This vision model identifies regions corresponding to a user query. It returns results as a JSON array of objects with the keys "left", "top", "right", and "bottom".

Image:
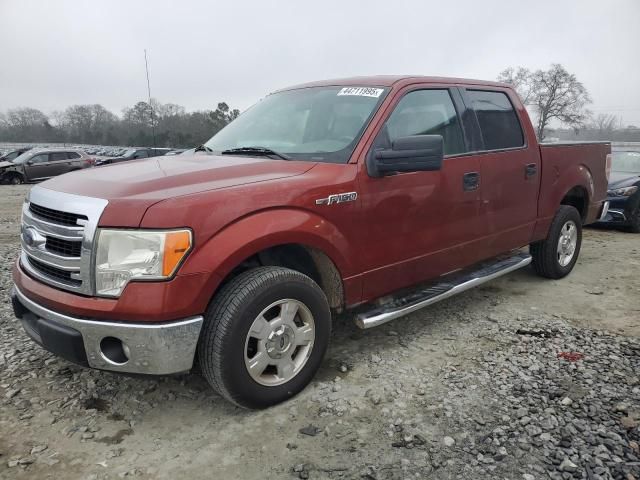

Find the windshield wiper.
[
  {"left": 221, "top": 146, "right": 290, "bottom": 160},
  {"left": 195, "top": 144, "right": 213, "bottom": 153}
]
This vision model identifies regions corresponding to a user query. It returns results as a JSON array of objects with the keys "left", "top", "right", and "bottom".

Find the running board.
[{"left": 355, "top": 251, "right": 532, "bottom": 329}]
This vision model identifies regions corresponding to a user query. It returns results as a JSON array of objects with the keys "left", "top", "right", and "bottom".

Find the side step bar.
[{"left": 355, "top": 251, "right": 532, "bottom": 329}]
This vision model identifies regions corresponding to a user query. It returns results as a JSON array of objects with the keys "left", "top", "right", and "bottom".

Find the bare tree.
[{"left": 498, "top": 64, "right": 591, "bottom": 140}]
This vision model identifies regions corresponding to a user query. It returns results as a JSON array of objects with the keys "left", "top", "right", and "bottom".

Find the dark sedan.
[{"left": 598, "top": 149, "right": 640, "bottom": 232}]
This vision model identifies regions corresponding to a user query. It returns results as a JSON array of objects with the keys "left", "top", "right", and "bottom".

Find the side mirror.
[
  {"left": 368, "top": 135, "right": 444, "bottom": 177},
  {"left": 26, "top": 160, "right": 33, "bottom": 165}
]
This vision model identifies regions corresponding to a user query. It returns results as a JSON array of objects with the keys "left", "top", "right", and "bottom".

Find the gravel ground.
[{"left": 0, "top": 185, "right": 638, "bottom": 480}]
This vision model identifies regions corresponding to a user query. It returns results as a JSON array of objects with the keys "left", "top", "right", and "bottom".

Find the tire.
[
  {"left": 198, "top": 266, "right": 331, "bottom": 409},
  {"left": 629, "top": 208, "right": 640, "bottom": 233},
  {"left": 8, "top": 173, "right": 24, "bottom": 185},
  {"left": 530, "top": 205, "right": 582, "bottom": 279}
]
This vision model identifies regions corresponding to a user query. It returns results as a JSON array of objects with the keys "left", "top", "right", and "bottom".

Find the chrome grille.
[
  {"left": 45, "top": 236, "right": 82, "bottom": 257},
  {"left": 20, "top": 186, "right": 108, "bottom": 295},
  {"left": 26, "top": 257, "right": 82, "bottom": 286},
  {"left": 29, "top": 203, "right": 88, "bottom": 226}
]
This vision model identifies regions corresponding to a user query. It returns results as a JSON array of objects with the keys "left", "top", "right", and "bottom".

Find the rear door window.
[
  {"left": 50, "top": 152, "right": 67, "bottom": 161},
  {"left": 466, "top": 90, "right": 524, "bottom": 150},
  {"left": 135, "top": 150, "right": 149, "bottom": 158},
  {"left": 67, "top": 152, "right": 81, "bottom": 159},
  {"left": 385, "top": 89, "right": 466, "bottom": 155}
]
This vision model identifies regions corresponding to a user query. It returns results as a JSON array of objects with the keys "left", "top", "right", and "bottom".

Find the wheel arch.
[
  {"left": 182, "top": 208, "right": 355, "bottom": 312},
  {"left": 560, "top": 185, "right": 590, "bottom": 223}
]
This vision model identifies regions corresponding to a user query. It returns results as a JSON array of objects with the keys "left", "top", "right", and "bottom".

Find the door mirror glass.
[{"left": 369, "top": 134, "right": 444, "bottom": 177}]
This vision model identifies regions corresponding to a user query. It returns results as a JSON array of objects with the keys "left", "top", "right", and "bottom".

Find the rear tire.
[
  {"left": 198, "top": 267, "right": 331, "bottom": 409},
  {"left": 530, "top": 205, "right": 582, "bottom": 279}
]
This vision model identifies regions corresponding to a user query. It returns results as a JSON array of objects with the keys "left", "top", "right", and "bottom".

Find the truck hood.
[
  {"left": 41, "top": 154, "right": 316, "bottom": 227},
  {"left": 0, "top": 161, "right": 14, "bottom": 169}
]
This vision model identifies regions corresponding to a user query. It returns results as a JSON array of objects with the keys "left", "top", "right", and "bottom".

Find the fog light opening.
[{"left": 100, "top": 337, "right": 129, "bottom": 365}]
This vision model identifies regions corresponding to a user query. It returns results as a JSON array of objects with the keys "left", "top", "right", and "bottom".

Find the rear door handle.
[
  {"left": 463, "top": 172, "right": 480, "bottom": 191},
  {"left": 525, "top": 163, "right": 538, "bottom": 178}
]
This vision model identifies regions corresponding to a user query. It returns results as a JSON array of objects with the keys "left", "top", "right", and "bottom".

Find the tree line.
[
  {"left": 2, "top": 65, "right": 639, "bottom": 146},
  {"left": 0, "top": 100, "right": 240, "bottom": 148},
  {"left": 498, "top": 64, "right": 639, "bottom": 141}
]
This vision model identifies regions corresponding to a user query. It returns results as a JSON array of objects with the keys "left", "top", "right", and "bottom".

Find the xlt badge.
[{"left": 315, "top": 192, "right": 358, "bottom": 206}]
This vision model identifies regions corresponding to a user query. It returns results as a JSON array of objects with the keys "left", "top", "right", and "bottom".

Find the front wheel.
[
  {"left": 628, "top": 205, "right": 640, "bottom": 233},
  {"left": 8, "top": 174, "right": 24, "bottom": 185},
  {"left": 198, "top": 267, "right": 331, "bottom": 409},
  {"left": 530, "top": 205, "right": 582, "bottom": 279}
]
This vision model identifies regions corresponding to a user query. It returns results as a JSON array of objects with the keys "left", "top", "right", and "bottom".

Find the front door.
[
  {"left": 24, "top": 153, "right": 56, "bottom": 180},
  {"left": 357, "top": 86, "right": 486, "bottom": 301}
]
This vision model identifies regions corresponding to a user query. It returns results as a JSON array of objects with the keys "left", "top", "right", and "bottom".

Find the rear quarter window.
[{"left": 467, "top": 90, "right": 524, "bottom": 150}]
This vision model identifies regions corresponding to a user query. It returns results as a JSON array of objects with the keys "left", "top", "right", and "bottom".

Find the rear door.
[
  {"left": 459, "top": 88, "right": 540, "bottom": 256},
  {"left": 48, "top": 151, "right": 72, "bottom": 176},
  {"left": 358, "top": 86, "right": 487, "bottom": 300}
]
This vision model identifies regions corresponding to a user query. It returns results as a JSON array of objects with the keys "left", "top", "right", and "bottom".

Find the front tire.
[
  {"left": 629, "top": 209, "right": 640, "bottom": 233},
  {"left": 8, "top": 173, "right": 24, "bottom": 185},
  {"left": 530, "top": 205, "right": 582, "bottom": 279},
  {"left": 198, "top": 267, "right": 331, "bottom": 409}
]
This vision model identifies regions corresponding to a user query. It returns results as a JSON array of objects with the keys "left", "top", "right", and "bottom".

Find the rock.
[
  {"left": 443, "top": 436, "right": 455, "bottom": 447},
  {"left": 620, "top": 416, "right": 638, "bottom": 429},
  {"left": 299, "top": 425, "right": 321, "bottom": 437},
  {"left": 30, "top": 445, "right": 48, "bottom": 455},
  {"left": 522, "top": 475, "right": 535, "bottom": 480},
  {"left": 4, "top": 388, "right": 20, "bottom": 399},
  {"left": 558, "top": 457, "right": 578, "bottom": 473},
  {"left": 560, "top": 397, "right": 573, "bottom": 406}
]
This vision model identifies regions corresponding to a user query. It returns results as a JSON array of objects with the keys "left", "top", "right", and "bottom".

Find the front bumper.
[
  {"left": 596, "top": 197, "right": 631, "bottom": 225},
  {"left": 11, "top": 285, "right": 203, "bottom": 375}
]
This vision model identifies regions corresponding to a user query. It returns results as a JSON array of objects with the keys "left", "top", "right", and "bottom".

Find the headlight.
[
  {"left": 95, "top": 229, "right": 192, "bottom": 297},
  {"left": 608, "top": 186, "right": 638, "bottom": 197}
]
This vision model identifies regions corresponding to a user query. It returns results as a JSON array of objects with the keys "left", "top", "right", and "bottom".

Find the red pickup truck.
[{"left": 11, "top": 76, "right": 610, "bottom": 408}]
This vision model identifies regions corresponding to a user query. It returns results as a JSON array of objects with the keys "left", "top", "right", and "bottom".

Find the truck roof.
[{"left": 278, "top": 75, "right": 511, "bottom": 92}]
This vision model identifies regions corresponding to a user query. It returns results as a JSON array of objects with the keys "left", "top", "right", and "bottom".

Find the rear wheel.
[
  {"left": 198, "top": 266, "right": 331, "bottom": 409},
  {"left": 530, "top": 205, "right": 582, "bottom": 279}
]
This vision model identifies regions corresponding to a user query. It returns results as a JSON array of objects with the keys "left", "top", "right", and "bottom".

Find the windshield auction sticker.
[{"left": 337, "top": 87, "right": 384, "bottom": 98}]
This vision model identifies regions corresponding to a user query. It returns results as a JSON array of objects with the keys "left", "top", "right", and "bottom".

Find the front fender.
[{"left": 179, "top": 207, "right": 356, "bottom": 289}]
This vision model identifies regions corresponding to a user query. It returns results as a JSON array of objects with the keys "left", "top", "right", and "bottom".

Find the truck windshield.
[
  {"left": 204, "top": 86, "right": 388, "bottom": 163},
  {"left": 611, "top": 151, "right": 640, "bottom": 174}
]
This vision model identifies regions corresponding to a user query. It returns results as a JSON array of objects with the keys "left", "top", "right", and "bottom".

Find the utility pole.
[{"left": 144, "top": 49, "right": 156, "bottom": 147}]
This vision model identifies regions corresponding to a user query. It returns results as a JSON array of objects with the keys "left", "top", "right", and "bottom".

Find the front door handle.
[
  {"left": 463, "top": 172, "right": 480, "bottom": 191},
  {"left": 525, "top": 163, "right": 538, "bottom": 178}
]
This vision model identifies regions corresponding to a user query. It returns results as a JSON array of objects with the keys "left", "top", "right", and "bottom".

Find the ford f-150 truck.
[{"left": 11, "top": 76, "right": 611, "bottom": 408}]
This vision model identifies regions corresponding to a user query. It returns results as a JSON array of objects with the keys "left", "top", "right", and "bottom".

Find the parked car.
[
  {"left": 0, "top": 147, "right": 32, "bottom": 162},
  {"left": 96, "top": 147, "right": 171, "bottom": 165},
  {"left": 11, "top": 76, "right": 610, "bottom": 409},
  {"left": 164, "top": 149, "right": 188, "bottom": 156},
  {"left": 597, "top": 149, "right": 640, "bottom": 232},
  {"left": 0, "top": 148, "right": 95, "bottom": 184}
]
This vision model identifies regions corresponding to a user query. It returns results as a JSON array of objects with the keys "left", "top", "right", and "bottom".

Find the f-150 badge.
[{"left": 315, "top": 192, "right": 358, "bottom": 206}]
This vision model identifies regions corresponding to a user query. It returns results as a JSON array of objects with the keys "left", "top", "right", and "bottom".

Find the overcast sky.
[{"left": 1, "top": 0, "right": 639, "bottom": 125}]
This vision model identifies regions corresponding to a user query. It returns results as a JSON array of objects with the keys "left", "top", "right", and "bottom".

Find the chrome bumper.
[{"left": 12, "top": 286, "right": 203, "bottom": 375}]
